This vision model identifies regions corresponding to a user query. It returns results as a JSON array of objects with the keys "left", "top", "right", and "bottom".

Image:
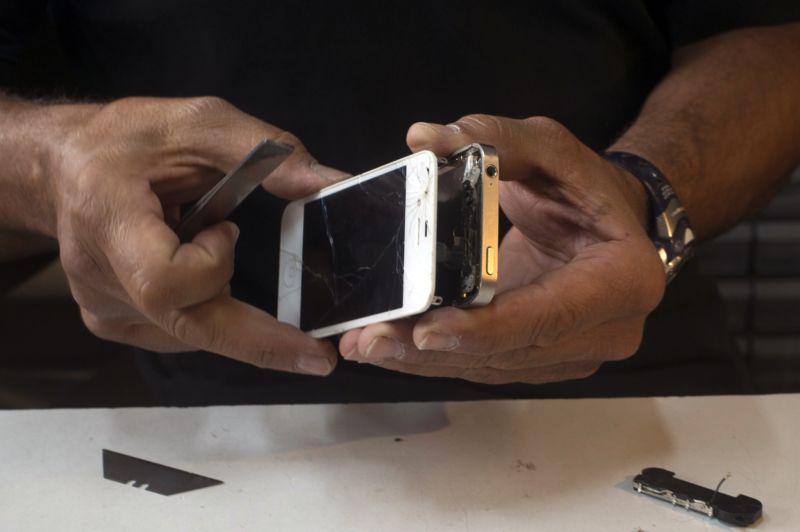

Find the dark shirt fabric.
[{"left": 3, "top": 1, "right": 799, "bottom": 404}]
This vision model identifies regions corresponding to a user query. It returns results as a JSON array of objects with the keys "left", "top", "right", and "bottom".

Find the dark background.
[{"left": 2, "top": 7, "right": 799, "bottom": 408}]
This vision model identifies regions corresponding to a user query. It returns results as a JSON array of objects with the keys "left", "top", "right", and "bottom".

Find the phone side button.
[{"left": 486, "top": 246, "right": 496, "bottom": 276}]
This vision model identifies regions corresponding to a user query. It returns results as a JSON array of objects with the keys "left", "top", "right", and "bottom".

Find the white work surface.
[{"left": 1, "top": 395, "right": 797, "bottom": 531}]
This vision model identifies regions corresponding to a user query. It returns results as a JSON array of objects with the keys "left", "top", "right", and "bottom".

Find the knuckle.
[
  {"left": 255, "top": 345, "right": 283, "bottom": 370},
  {"left": 221, "top": 253, "right": 236, "bottom": 284},
  {"left": 619, "top": 326, "right": 645, "bottom": 359},
  {"left": 522, "top": 116, "right": 578, "bottom": 152},
  {"left": 173, "top": 96, "right": 237, "bottom": 135},
  {"left": 163, "top": 309, "right": 192, "bottom": 343},
  {"left": 69, "top": 285, "right": 97, "bottom": 312},
  {"left": 186, "top": 95, "right": 232, "bottom": 115},
  {"left": 201, "top": 321, "right": 225, "bottom": 354},
  {"left": 522, "top": 116, "right": 571, "bottom": 141},
  {"left": 131, "top": 269, "right": 171, "bottom": 315},
  {"left": 456, "top": 113, "right": 507, "bottom": 139},
  {"left": 193, "top": 244, "right": 235, "bottom": 286},
  {"left": 572, "top": 362, "right": 602, "bottom": 380},
  {"left": 273, "top": 129, "right": 303, "bottom": 148},
  {"left": 80, "top": 308, "right": 120, "bottom": 341},
  {"left": 523, "top": 115, "right": 564, "bottom": 133},
  {"left": 59, "top": 240, "right": 96, "bottom": 279}
]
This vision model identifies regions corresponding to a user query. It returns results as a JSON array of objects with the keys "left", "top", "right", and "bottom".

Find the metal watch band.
[{"left": 603, "top": 151, "right": 695, "bottom": 284}]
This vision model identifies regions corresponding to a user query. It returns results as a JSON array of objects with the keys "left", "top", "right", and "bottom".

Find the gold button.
[{"left": 486, "top": 246, "right": 496, "bottom": 276}]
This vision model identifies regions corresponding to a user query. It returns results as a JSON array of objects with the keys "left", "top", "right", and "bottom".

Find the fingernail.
[
  {"left": 365, "top": 336, "right": 404, "bottom": 360},
  {"left": 342, "top": 344, "right": 358, "bottom": 360},
  {"left": 296, "top": 355, "right": 333, "bottom": 376},
  {"left": 417, "top": 332, "right": 459, "bottom": 351}
]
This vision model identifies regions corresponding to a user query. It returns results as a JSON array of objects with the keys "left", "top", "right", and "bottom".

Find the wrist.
[
  {"left": 6, "top": 100, "right": 101, "bottom": 239},
  {"left": 602, "top": 150, "right": 696, "bottom": 284},
  {"left": 612, "top": 163, "right": 651, "bottom": 233}
]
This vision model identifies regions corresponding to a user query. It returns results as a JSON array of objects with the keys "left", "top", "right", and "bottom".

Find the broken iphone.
[
  {"left": 278, "top": 151, "right": 439, "bottom": 338},
  {"left": 277, "top": 144, "right": 498, "bottom": 338}
]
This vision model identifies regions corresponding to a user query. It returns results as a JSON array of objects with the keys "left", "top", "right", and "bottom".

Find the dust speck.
[{"left": 513, "top": 459, "right": 536, "bottom": 472}]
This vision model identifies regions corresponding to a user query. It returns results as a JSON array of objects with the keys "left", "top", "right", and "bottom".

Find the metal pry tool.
[
  {"left": 632, "top": 467, "right": 762, "bottom": 526},
  {"left": 177, "top": 138, "right": 294, "bottom": 241}
]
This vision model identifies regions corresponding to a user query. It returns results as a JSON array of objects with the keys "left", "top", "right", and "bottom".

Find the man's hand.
[
  {"left": 46, "top": 96, "right": 345, "bottom": 375},
  {"left": 339, "top": 115, "right": 666, "bottom": 384}
]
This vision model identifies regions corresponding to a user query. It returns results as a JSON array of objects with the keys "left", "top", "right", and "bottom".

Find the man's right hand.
[{"left": 41, "top": 96, "right": 343, "bottom": 375}]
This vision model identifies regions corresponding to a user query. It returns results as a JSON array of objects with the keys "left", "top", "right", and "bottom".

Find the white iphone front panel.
[{"left": 277, "top": 151, "right": 438, "bottom": 338}]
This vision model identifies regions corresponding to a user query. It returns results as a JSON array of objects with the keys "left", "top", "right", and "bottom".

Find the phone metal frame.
[{"left": 453, "top": 143, "right": 498, "bottom": 307}]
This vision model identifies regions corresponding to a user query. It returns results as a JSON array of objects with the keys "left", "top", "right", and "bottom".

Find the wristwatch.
[{"left": 603, "top": 151, "right": 695, "bottom": 284}]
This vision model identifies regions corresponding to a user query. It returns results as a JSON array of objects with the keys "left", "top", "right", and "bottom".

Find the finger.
[
  {"left": 412, "top": 240, "right": 662, "bottom": 354},
  {"left": 77, "top": 283, "right": 267, "bottom": 358},
  {"left": 168, "top": 97, "right": 350, "bottom": 199},
  {"left": 156, "top": 293, "right": 338, "bottom": 374},
  {"left": 372, "top": 319, "right": 643, "bottom": 368},
  {"left": 102, "top": 193, "right": 336, "bottom": 373},
  {"left": 262, "top": 130, "right": 351, "bottom": 199},
  {"left": 149, "top": 165, "right": 227, "bottom": 207},
  {"left": 338, "top": 327, "right": 363, "bottom": 359},
  {"left": 372, "top": 358, "right": 601, "bottom": 385},
  {"left": 408, "top": 116, "right": 641, "bottom": 238},
  {"left": 339, "top": 320, "right": 416, "bottom": 363},
  {"left": 407, "top": 115, "right": 590, "bottom": 183},
  {"left": 409, "top": 114, "right": 651, "bottom": 235},
  {"left": 109, "top": 214, "right": 238, "bottom": 313},
  {"left": 79, "top": 307, "right": 194, "bottom": 353},
  {"left": 68, "top": 276, "right": 138, "bottom": 320},
  {"left": 59, "top": 241, "right": 139, "bottom": 315},
  {"left": 344, "top": 314, "right": 642, "bottom": 369}
]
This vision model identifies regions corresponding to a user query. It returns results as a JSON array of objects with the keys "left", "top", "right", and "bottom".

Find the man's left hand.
[{"left": 338, "top": 114, "right": 666, "bottom": 385}]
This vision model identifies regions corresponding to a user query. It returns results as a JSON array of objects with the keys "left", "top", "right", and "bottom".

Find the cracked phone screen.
[{"left": 300, "top": 167, "right": 408, "bottom": 331}]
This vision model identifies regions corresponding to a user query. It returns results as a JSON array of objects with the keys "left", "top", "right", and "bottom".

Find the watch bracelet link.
[{"left": 602, "top": 151, "right": 695, "bottom": 284}]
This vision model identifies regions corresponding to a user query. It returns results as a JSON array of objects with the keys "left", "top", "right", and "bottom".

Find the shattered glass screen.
[{"left": 300, "top": 167, "right": 407, "bottom": 331}]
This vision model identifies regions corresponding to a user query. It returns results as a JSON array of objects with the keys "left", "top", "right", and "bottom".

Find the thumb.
[{"left": 407, "top": 122, "right": 466, "bottom": 155}]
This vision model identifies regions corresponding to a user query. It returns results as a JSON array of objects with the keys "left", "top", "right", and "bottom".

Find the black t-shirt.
[{"left": 2, "top": 1, "right": 799, "bottom": 403}]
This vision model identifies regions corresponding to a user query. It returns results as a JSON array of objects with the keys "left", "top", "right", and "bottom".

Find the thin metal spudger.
[{"left": 177, "top": 139, "right": 294, "bottom": 242}]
